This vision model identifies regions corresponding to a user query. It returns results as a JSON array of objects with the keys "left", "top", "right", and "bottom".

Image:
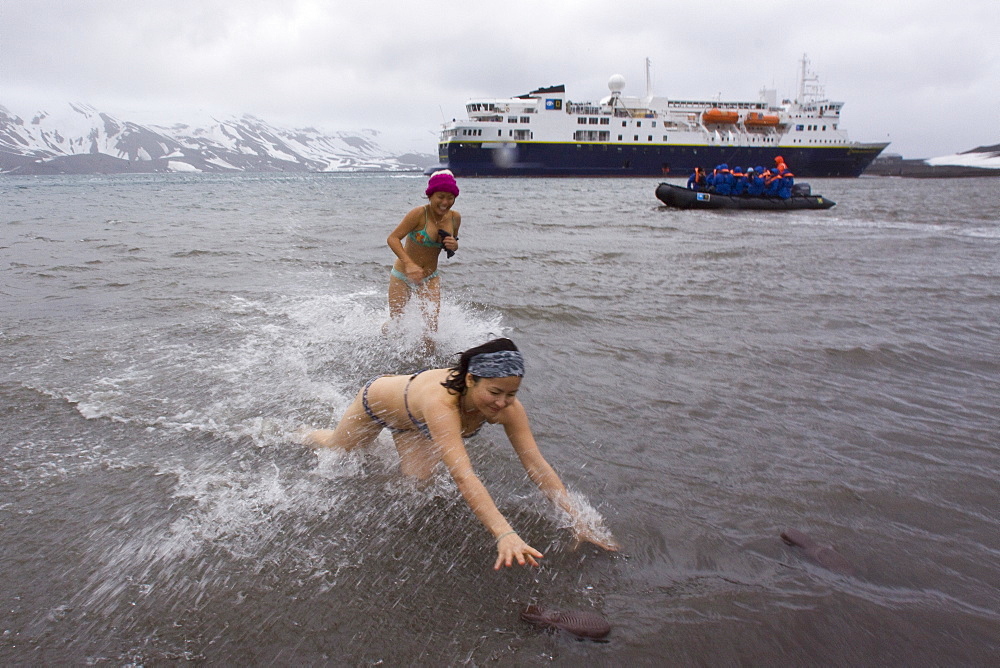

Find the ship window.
[
  {"left": 578, "top": 118, "right": 588, "bottom": 125},
  {"left": 508, "top": 117, "right": 517, "bottom": 123},
  {"left": 618, "top": 135, "right": 623, "bottom": 141},
  {"left": 589, "top": 117, "right": 598, "bottom": 125},
  {"left": 652, "top": 121, "right": 657, "bottom": 128},
  {"left": 634, "top": 135, "right": 639, "bottom": 141},
  {"left": 622, "top": 121, "right": 627, "bottom": 127},
  {"left": 573, "top": 130, "right": 610, "bottom": 141},
  {"left": 520, "top": 117, "right": 530, "bottom": 123},
  {"left": 663, "top": 135, "right": 668, "bottom": 141},
  {"left": 637, "top": 121, "right": 642, "bottom": 127},
  {"left": 600, "top": 118, "right": 609, "bottom": 125},
  {"left": 822, "top": 126, "right": 827, "bottom": 131},
  {"left": 648, "top": 136, "right": 653, "bottom": 141}
]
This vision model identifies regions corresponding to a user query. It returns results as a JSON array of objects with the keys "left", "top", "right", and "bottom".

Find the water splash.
[{"left": 45, "top": 289, "right": 506, "bottom": 450}]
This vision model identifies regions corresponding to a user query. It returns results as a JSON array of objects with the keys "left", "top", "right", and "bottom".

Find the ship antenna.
[
  {"left": 798, "top": 54, "right": 807, "bottom": 102},
  {"left": 797, "top": 53, "right": 825, "bottom": 103},
  {"left": 645, "top": 57, "right": 653, "bottom": 98}
]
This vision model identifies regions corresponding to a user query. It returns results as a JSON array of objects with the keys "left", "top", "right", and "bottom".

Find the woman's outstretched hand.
[
  {"left": 572, "top": 524, "right": 621, "bottom": 552},
  {"left": 494, "top": 532, "right": 544, "bottom": 570}
]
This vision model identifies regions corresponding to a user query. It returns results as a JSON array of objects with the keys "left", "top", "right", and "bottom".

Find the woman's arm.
[
  {"left": 444, "top": 211, "right": 461, "bottom": 254},
  {"left": 386, "top": 207, "right": 425, "bottom": 282},
  {"left": 502, "top": 401, "right": 619, "bottom": 551},
  {"left": 422, "top": 398, "right": 544, "bottom": 569}
]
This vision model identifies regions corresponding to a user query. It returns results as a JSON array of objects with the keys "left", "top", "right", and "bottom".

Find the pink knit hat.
[{"left": 425, "top": 170, "right": 460, "bottom": 198}]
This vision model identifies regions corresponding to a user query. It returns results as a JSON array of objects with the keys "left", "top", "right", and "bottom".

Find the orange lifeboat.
[
  {"left": 702, "top": 108, "right": 739, "bottom": 124},
  {"left": 744, "top": 112, "right": 781, "bottom": 127}
]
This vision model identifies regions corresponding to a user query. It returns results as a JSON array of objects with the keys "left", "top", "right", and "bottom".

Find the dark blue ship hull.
[{"left": 432, "top": 141, "right": 887, "bottom": 178}]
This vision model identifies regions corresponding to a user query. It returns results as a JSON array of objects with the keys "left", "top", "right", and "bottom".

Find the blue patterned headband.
[{"left": 468, "top": 350, "right": 525, "bottom": 378}]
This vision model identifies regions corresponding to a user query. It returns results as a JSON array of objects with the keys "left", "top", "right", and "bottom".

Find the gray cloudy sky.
[{"left": 3, "top": 0, "right": 998, "bottom": 158}]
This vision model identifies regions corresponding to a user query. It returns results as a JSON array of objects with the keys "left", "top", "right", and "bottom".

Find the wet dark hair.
[{"left": 441, "top": 338, "right": 519, "bottom": 395}]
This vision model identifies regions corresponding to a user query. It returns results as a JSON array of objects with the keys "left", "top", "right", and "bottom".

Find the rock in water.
[
  {"left": 520, "top": 604, "right": 611, "bottom": 639},
  {"left": 781, "top": 528, "right": 855, "bottom": 575}
]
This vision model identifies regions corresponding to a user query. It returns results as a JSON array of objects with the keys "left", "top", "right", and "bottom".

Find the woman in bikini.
[
  {"left": 385, "top": 170, "right": 461, "bottom": 348},
  {"left": 304, "top": 338, "right": 619, "bottom": 570}
]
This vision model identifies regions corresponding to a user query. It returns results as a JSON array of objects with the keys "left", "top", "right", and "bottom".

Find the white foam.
[
  {"left": 550, "top": 490, "right": 618, "bottom": 548},
  {"left": 64, "top": 289, "right": 508, "bottom": 451},
  {"left": 312, "top": 442, "right": 372, "bottom": 479}
]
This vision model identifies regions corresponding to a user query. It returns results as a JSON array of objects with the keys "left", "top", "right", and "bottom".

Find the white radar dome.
[{"left": 608, "top": 74, "right": 626, "bottom": 93}]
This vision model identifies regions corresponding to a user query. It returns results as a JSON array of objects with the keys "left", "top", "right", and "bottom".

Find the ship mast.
[
  {"left": 797, "top": 53, "right": 825, "bottom": 103},
  {"left": 645, "top": 57, "right": 653, "bottom": 99}
]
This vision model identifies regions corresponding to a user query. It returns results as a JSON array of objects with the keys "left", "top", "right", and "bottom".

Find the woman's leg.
[
  {"left": 412, "top": 275, "right": 441, "bottom": 354},
  {"left": 415, "top": 275, "right": 441, "bottom": 334},
  {"left": 387, "top": 272, "right": 412, "bottom": 321},
  {"left": 391, "top": 430, "right": 441, "bottom": 480},
  {"left": 304, "top": 386, "right": 382, "bottom": 450}
]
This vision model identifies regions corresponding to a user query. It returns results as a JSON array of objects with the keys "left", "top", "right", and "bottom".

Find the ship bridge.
[{"left": 465, "top": 97, "right": 540, "bottom": 120}]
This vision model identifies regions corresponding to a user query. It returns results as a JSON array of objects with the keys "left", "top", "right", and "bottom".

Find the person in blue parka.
[
  {"left": 714, "top": 164, "right": 732, "bottom": 195},
  {"left": 687, "top": 166, "right": 707, "bottom": 191},
  {"left": 704, "top": 165, "right": 717, "bottom": 191},
  {"left": 777, "top": 168, "right": 795, "bottom": 199},
  {"left": 764, "top": 167, "right": 782, "bottom": 197},
  {"left": 747, "top": 166, "right": 766, "bottom": 196},
  {"left": 731, "top": 166, "right": 747, "bottom": 196}
]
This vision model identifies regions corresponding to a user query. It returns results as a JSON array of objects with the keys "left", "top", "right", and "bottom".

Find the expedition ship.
[{"left": 429, "top": 55, "right": 888, "bottom": 178}]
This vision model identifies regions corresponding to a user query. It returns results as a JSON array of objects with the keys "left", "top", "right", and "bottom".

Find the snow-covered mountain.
[
  {"left": 924, "top": 144, "right": 1000, "bottom": 169},
  {"left": 865, "top": 142, "right": 1000, "bottom": 177},
  {"left": 0, "top": 102, "right": 435, "bottom": 174}
]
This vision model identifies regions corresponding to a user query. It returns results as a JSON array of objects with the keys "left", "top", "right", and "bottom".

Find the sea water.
[{"left": 1, "top": 172, "right": 999, "bottom": 664}]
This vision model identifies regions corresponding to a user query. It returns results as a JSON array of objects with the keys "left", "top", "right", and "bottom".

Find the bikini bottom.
[{"left": 390, "top": 267, "right": 439, "bottom": 291}]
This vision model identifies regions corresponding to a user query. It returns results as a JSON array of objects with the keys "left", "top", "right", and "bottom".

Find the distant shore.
[{"left": 864, "top": 153, "right": 1000, "bottom": 178}]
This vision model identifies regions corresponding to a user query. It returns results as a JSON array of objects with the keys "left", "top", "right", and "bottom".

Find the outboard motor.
[{"left": 791, "top": 183, "right": 811, "bottom": 197}]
